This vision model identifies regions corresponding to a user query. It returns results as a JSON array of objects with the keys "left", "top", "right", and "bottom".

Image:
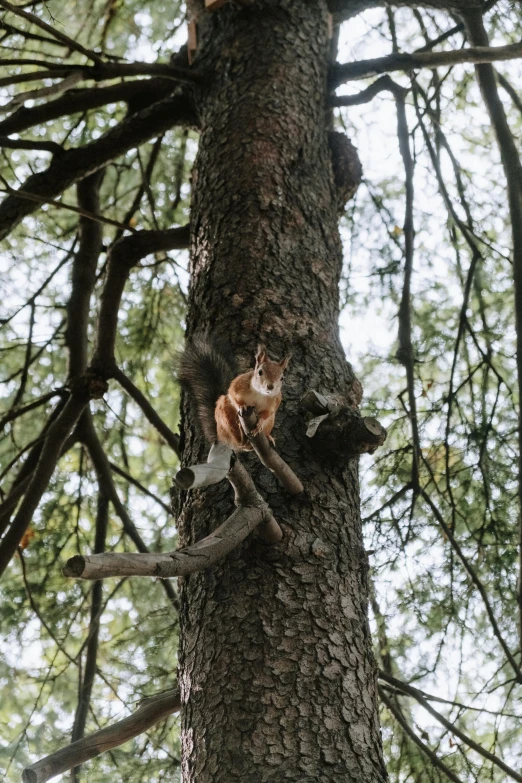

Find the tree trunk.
[{"left": 178, "top": 1, "right": 387, "bottom": 780}]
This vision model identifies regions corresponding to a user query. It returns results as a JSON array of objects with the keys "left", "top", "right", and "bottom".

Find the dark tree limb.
[
  {"left": 112, "top": 369, "right": 181, "bottom": 458},
  {"left": 0, "top": 389, "right": 64, "bottom": 433},
  {"left": 0, "top": 136, "right": 63, "bottom": 154},
  {"left": 301, "top": 389, "right": 387, "bottom": 458},
  {"left": 379, "top": 671, "right": 522, "bottom": 781},
  {"left": 0, "top": 79, "right": 177, "bottom": 136},
  {"left": 379, "top": 686, "right": 466, "bottom": 783},
  {"left": 71, "top": 489, "right": 109, "bottom": 771},
  {"left": 0, "top": 0, "right": 103, "bottom": 64},
  {"left": 91, "top": 225, "right": 190, "bottom": 375},
  {"left": 0, "top": 0, "right": 102, "bottom": 63},
  {"left": 420, "top": 488, "right": 522, "bottom": 683},
  {"left": 461, "top": 7, "right": 522, "bottom": 656},
  {"left": 0, "top": 72, "right": 85, "bottom": 112},
  {"left": 22, "top": 688, "right": 181, "bottom": 783},
  {"left": 394, "top": 81, "right": 420, "bottom": 492},
  {"left": 63, "top": 459, "right": 280, "bottom": 581},
  {"left": 0, "top": 430, "right": 77, "bottom": 538},
  {"left": 0, "top": 170, "right": 106, "bottom": 575},
  {"left": 0, "top": 94, "right": 196, "bottom": 240},
  {"left": 329, "top": 0, "right": 492, "bottom": 25},
  {"left": 65, "top": 170, "right": 105, "bottom": 377},
  {"left": 79, "top": 412, "right": 179, "bottom": 610},
  {"left": 330, "top": 40, "right": 522, "bottom": 88},
  {"left": 0, "top": 180, "right": 139, "bottom": 234},
  {"left": 0, "top": 392, "right": 89, "bottom": 578},
  {"left": 497, "top": 71, "right": 522, "bottom": 117},
  {"left": 329, "top": 73, "right": 407, "bottom": 106},
  {"left": 109, "top": 462, "right": 172, "bottom": 514}
]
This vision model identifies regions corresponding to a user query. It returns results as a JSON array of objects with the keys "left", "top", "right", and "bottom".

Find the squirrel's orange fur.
[{"left": 215, "top": 344, "right": 290, "bottom": 450}]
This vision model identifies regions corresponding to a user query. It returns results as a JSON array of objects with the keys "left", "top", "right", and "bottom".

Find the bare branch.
[
  {"left": 71, "top": 489, "right": 109, "bottom": 759},
  {"left": 0, "top": 72, "right": 85, "bottom": 114},
  {"left": 301, "top": 390, "right": 387, "bottom": 457},
  {"left": 394, "top": 81, "right": 420, "bottom": 492},
  {"left": 0, "top": 179, "right": 139, "bottom": 233},
  {"left": 237, "top": 407, "right": 304, "bottom": 495},
  {"left": 0, "top": 389, "right": 64, "bottom": 432},
  {"left": 175, "top": 442, "right": 234, "bottom": 489},
  {"left": 109, "top": 462, "right": 172, "bottom": 514},
  {"left": 22, "top": 688, "right": 181, "bottom": 783},
  {"left": 65, "top": 170, "right": 105, "bottom": 377},
  {"left": 63, "top": 459, "right": 279, "bottom": 581},
  {"left": 0, "top": 135, "right": 63, "bottom": 154},
  {"left": 330, "top": 40, "right": 522, "bottom": 88}
]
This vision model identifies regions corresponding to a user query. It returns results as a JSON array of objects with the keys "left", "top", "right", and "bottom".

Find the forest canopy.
[{"left": 1, "top": 0, "right": 522, "bottom": 781}]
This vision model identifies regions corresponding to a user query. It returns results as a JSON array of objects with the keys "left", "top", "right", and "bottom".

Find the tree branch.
[
  {"left": 0, "top": 392, "right": 89, "bottom": 577},
  {"left": 70, "top": 489, "right": 109, "bottom": 766},
  {"left": 461, "top": 7, "right": 522, "bottom": 658},
  {"left": 0, "top": 0, "right": 103, "bottom": 64},
  {"left": 329, "top": 74, "right": 407, "bottom": 106},
  {"left": 22, "top": 688, "right": 181, "bottom": 783},
  {"left": 379, "top": 671, "right": 522, "bottom": 781},
  {"left": 301, "top": 390, "right": 387, "bottom": 457},
  {"left": 112, "top": 369, "right": 181, "bottom": 458},
  {"left": 63, "top": 459, "right": 279, "bottom": 581},
  {"left": 0, "top": 79, "right": 176, "bottom": 136},
  {"left": 379, "top": 686, "right": 466, "bottom": 783},
  {"left": 394, "top": 81, "right": 420, "bottom": 492},
  {"left": 237, "top": 407, "right": 304, "bottom": 495},
  {"left": 79, "top": 412, "right": 179, "bottom": 610},
  {"left": 65, "top": 170, "right": 105, "bottom": 377},
  {"left": 0, "top": 95, "right": 196, "bottom": 240},
  {"left": 330, "top": 40, "right": 522, "bottom": 88},
  {"left": 91, "top": 225, "right": 190, "bottom": 376}
]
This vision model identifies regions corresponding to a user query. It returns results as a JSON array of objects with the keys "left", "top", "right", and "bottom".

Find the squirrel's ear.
[
  {"left": 279, "top": 354, "right": 291, "bottom": 370},
  {"left": 256, "top": 344, "right": 268, "bottom": 364}
]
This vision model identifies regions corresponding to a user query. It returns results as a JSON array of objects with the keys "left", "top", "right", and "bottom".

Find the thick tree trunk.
[{"left": 177, "top": 1, "right": 387, "bottom": 780}]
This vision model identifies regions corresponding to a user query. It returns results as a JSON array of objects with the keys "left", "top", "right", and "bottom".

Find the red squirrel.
[{"left": 179, "top": 339, "right": 291, "bottom": 451}]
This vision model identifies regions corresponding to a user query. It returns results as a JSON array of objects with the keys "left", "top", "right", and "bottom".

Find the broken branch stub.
[
  {"left": 301, "top": 389, "right": 387, "bottom": 458},
  {"left": 174, "top": 442, "right": 234, "bottom": 489}
]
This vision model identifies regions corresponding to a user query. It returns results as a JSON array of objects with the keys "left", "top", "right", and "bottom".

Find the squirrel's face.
[{"left": 252, "top": 344, "right": 291, "bottom": 397}]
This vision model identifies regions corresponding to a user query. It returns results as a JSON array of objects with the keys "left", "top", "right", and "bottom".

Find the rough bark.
[{"left": 177, "top": 1, "right": 386, "bottom": 780}]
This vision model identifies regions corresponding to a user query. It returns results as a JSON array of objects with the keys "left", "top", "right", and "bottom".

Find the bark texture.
[{"left": 177, "top": 1, "right": 386, "bottom": 780}]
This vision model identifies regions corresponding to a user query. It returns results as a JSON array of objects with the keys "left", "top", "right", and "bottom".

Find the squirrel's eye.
[{"left": 258, "top": 369, "right": 263, "bottom": 376}]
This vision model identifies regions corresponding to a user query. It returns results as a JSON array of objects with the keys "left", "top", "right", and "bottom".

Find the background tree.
[{"left": 0, "top": 0, "right": 522, "bottom": 781}]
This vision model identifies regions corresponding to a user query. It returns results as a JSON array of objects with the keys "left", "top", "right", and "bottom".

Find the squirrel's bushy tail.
[{"left": 178, "top": 337, "right": 237, "bottom": 443}]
